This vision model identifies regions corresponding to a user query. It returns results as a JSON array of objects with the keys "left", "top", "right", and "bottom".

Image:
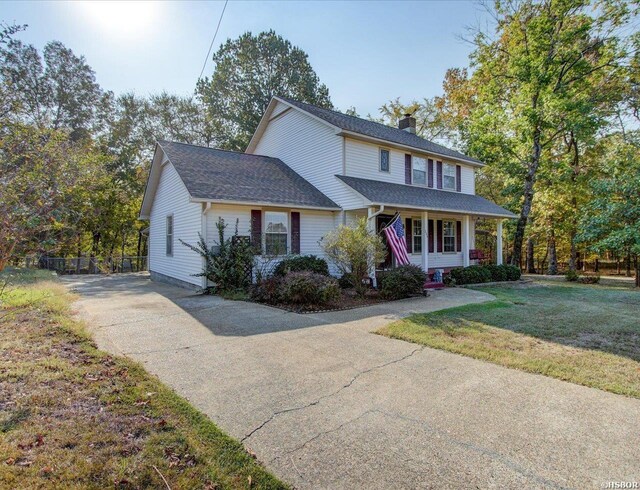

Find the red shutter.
[
  {"left": 456, "top": 165, "right": 462, "bottom": 192},
  {"left": 428, "top": 219, "right": 434, "bottom": 253},
  {"left": 291, "top": 212, "right": 300, "bottom": 254},
  {"left": 405, "top": 218, "right": 412, "bottom": 254},
  {"left": 251, "top": 210, "right": 262, "bottom": 254},
  {"left": 428, "top": 159, "right": 434, "bottom": 188},
  {"left": 437, "top": 220, "right": 443, "bottom": 252},
  {"left": 456, "top": 221, "right": 462, "bottom": 252},
  {"left": 405, "top": 154, "right": 412, "bottom": 184},
  {"left": 437, "top": 161, "right": 443, "bottom": 189}
]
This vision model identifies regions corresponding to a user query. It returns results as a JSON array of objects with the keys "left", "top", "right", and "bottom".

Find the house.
[{"left": 139, "top": 96, "right": 515, "bottom": 289}]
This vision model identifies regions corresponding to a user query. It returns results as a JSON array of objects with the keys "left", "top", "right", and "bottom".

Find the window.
[
  {"left": 265, "top": 211, "right": 288, "bottom": 255},
  {"left": 412, "top": 219, "right": 422, "bottom": 254},
  {"left": 443, "top": 163, "right": 456, "bottom": 190},
  {"left": 413, "top": 157, "right": 426, "bottom": 185},
  {"left": 166, "top": 215, "right": 173, "bottom": 256},
  {"left": 443, "top": 220, "right": 456, "bottom": 253},
  {"left": 379, "top": 148, "right": 390, "bottom": 172}
]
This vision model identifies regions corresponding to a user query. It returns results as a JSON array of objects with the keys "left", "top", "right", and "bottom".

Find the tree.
[
  {"left": 441, "top": 0, "right": 632, "bottom": 267},
  {"left": 1, "top": 38, "right": 102, "bottom": 138},
  {"left": 321, "top": 218, "right": 386, "bottom": 298},
  {"left": 577, "top": 133, "right": 640, "bottom": 286},
  {"left": 375, "top": 97, "right": 453, "bottom": 145},
  {"left": 0, "top": 124, "right": 108, "bottom": 270},
  {"left": 196, "top": 30, "right": 332, "bottom": 151}
]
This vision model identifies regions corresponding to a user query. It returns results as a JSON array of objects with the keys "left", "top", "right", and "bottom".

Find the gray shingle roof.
[
  {"left": 336, "top": 175, "right": 516, "bottom": 218},
  {"left": 278, "top": 97, "right": 483, "bottom": 165},
  {"left": 158, "top": 141, "right": 340, "bottom": 209}
]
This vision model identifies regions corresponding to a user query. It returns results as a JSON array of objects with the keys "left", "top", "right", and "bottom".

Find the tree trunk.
[
  {"left": 635, "top": 255, "right": 639, "bottom": 288},
  {"left": 568, "top": 135, "right": 579, "bottom": 272},
  {"left": 547, "top": 230, "right": 558, "bottom": 275},
  {"left": 626, "top": 252, "right": 632, "bottom": 277},
  {"left": 511, "top": 124, "right": 542, "bottom": 268},
  {"left": 568, "top": 230, "right": 577, "bottom": 272},
  {"left": 526, "top": 238, "right": 536, "bottom": 273}
]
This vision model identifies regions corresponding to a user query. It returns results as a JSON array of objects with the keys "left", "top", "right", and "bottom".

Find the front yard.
[
  {"left": 0, "top": 270, "right": 286, "bottom": 489},
  {"left": 378, "top": 280, "right": 640, "bottom": 398}
]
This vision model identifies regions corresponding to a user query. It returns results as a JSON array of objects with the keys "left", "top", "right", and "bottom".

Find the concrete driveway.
[{"left": 63, "top": 273, "right": 640, "bottom": 489}]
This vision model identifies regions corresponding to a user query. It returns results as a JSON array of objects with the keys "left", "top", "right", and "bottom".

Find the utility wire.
[{"left": 198, "top": 0, "right": 229, "bottom": 82}]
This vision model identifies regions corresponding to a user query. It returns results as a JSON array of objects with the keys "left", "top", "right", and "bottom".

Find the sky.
[{"left": 2, "top": 0, "right": 491, "bottom": 116}]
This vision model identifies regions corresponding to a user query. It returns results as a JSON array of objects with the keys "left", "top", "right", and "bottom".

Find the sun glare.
[{"left": 75, "top": 1, "right": 161, "bottom": 40}]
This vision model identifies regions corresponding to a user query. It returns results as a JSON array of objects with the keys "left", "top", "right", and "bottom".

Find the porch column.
[
  {"left": 463, "top": 215, "right": 470, "bottom": 267},
  {"left": 421, "top": 211, "right": 429, "bottom": 273},
  {"left": 367, "top": 207, "right": 377, "bottom": 288},
  {"left": 496, "top": 219, "right": 504, "bottom": 265}
]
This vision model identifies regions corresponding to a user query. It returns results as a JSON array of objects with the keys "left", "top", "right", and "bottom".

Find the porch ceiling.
[{"left": 336, "top": 175, "right": 516, "bottom": 219}]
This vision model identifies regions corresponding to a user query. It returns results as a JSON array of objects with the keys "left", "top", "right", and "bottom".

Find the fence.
[{"left": 26, "top": 256, "right": 148, "bottom": 275}]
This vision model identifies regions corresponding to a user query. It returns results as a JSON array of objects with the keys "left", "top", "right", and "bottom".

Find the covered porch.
[{"left": 348, "top": 206, "right": 506, "bottom": 285}]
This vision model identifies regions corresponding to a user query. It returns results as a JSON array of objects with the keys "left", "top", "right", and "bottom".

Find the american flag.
[{"left": 382, "top": 214, "right": 410, "bottom": 266}]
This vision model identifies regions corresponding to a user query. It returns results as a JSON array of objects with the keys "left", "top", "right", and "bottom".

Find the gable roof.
[
  {"left": 336, "top": 175, "right": 516, "bottom": 218},
  {"left": 266, "top": 96, "right": 483, "bottom": 166},
  {"left": 139, "top": 141, "right": 340, "bottom": 218}
]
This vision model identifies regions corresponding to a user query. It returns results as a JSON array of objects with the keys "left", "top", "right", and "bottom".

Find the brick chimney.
[{"left": 399, "top": 113, "right": 416, "bottom": 134}]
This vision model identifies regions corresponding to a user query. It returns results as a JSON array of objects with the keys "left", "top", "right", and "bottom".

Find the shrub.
[
  {"left": 450, "top": 265, "right": 492, "bottom": 285},
  {"left": 443, "top": 275, "right": 456, "bottom": 287},
  {"left": 181, "top": 218, "right": 254, "bottom": 294},
  {"left": 565, "top": 269, "right": 579, "bottom": 282},
  {"left": 338, "top": 273, "right": 355, "bottom": 289},
  {"left": 379, "top": 265, "right": 427, "bottom": 300},
  {"left": 321, "top": 218, "right": 386, "bottom": 298},
  {"left": 502, "top": 264, "right": 522, "bottom": 281},
  {"left": 485, "top": 264, "right": 507, "bottom": 282},
  {"left": 273, "top": 255, "right": 329, "bottom": 277},
  {"left": 249, "top": 276, "right": 282, "bottom": 304},
  {"left": 579, "top": 274, "right": 600, "bottom": 284},
  {"left": 278, "top": 271, "right": 341, "bottom": 305}
]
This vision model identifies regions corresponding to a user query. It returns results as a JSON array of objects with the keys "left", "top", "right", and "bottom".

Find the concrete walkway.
[{"left": 63, "top": 273, "right": 640, "bottom": 489}]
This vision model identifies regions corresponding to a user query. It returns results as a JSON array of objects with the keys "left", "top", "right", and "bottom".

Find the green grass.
[
  {"left": 377, "top": 280, "right": 640, "bottom": 398},
  {"left": 0, "top": 269, "right": 287, "bottom": 489}
]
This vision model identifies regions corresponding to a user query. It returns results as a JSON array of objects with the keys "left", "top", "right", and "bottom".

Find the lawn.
[
  {"left": 378, "top": 280, "right": 640, "bottom": 398},
  {"left": 0, "top": 269, "right": 287, "bottom": 489}
]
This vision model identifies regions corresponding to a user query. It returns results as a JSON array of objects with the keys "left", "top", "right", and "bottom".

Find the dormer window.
[
  {"left": 443, "top": 163, "right": 456, "bottom": 190},
  {"left": 379, "top": 148, "right": 390, "bottom": 172},
  {"left": 413, "top": 157, "right": 427, "bottom": 185}
]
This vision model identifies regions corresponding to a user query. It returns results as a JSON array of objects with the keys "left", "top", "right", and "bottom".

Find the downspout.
[{"left": 367, "top": 205, "right": 385, "bottom": 221}]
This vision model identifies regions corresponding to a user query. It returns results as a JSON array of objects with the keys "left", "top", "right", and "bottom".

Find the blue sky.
[{"left": 3, "top": 1, "right": 490, "bottom": 116}]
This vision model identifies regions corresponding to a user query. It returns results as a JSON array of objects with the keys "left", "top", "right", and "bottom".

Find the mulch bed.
[{"left": 253, "top": 289, "right": 422, "bottom": 314}]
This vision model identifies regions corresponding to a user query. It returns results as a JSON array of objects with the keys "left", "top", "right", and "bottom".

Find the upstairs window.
[
  {"left": 265, "top": 211, "right": 288, "bottom": 255},
  {"left": 166, "top": 215, "right": 173, "bottom": 256},
  {"left": 379, "top": 148, "right": 390, "bottom": 172},
  {"left": 413, "top": 157, "right": 426, "bottom": 185},
  {"left": 443, "top": 220, "right": 456, "bottom": 253},
  {"left": 443, "top": 163, "right": 456, "bottom": 190}
]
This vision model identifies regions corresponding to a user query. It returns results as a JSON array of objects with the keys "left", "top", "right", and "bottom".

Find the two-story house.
[{"left": 139, "top": 96, "right": 515, "bottom": 289}]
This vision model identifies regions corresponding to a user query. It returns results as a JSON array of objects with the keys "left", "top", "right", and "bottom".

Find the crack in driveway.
[{"left": 240, "top": 346, "right": 424, "bottom": 443}]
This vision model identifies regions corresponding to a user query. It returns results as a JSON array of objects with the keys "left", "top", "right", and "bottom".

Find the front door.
[{"left": 376, "top": 214, "right": 395, "bottom": 270}]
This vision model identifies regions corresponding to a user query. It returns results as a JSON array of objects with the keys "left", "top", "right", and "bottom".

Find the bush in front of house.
[
  {"left": 485, "top": 264, "right": 508, "bottom": 282},
  {"left": 338, "top": 273, "right": 355, "bottom": 289},
  {"left": 449, "top": 264, "right": 521, "bottom": 285},
  {"left": 273, "top": 255, "right": 330, "bottom": 277},
  {"left": 450, "top": 265, "right": 492, "bottom": 285},
  {"left": 379, "top": 265, "right": 427, "bottom": 300},
  {"left": 278, "top": 271, "right": 341, "bottom": 305},
  {"left": 249, "top": 276, "right": 282, "bottom": 304}
]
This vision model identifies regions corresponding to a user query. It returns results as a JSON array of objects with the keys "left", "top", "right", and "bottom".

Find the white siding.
[
  {"left": 344, "top": 138, "right": 476, "bottom": 195},
  {"left": 149, "top": 162, "right": 202, "bottom": 286},
  {"left": 252, "top": 103, "right": 368, "bottom": 210},
  {"left": 205, "top": 203, "right": 340, "bottom": 275}
]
